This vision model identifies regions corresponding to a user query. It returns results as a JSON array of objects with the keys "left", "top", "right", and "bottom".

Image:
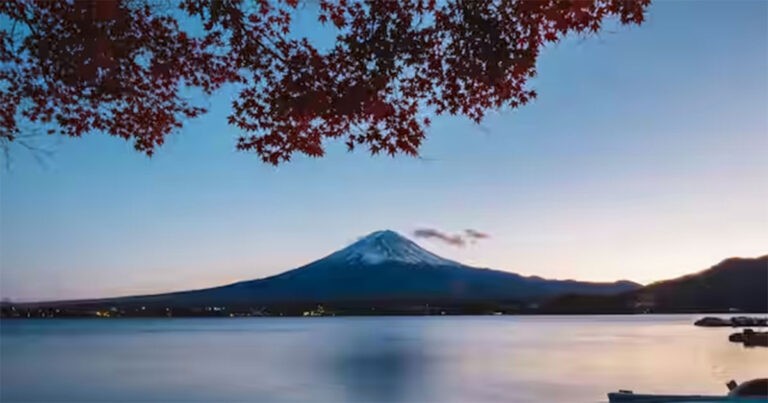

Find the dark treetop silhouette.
[{"left": 0, "top": 0, "right": 649, "bottom": 164}]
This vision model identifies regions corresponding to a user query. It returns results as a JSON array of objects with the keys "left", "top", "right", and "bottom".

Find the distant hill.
[
  {"left": 631, "top": 256, "right": 768, "bottom": 313},
  {"left": 6, "top": 230, "right": 639, "bottom": 315},
  {"left": 542, "top": 256, "right": 768, "bottom": 314},
  {"left": 14, "top": 232, "right": 761, "bottom": 316}
]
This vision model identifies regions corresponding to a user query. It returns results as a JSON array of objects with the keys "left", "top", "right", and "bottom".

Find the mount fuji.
[{"left": 47, "top": 230, "right": 640, "bottom": 311}]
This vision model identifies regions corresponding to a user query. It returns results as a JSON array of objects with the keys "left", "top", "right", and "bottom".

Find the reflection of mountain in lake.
[{"left": 329, "top": 322, "right": 427, "bottom": 402}]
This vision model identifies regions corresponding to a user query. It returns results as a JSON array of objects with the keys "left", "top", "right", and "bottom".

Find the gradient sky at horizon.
[{"left": 1, "top": 1, "right": 767, "bottom": 301}]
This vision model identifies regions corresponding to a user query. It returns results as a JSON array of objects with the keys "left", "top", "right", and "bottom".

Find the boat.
[{"left": 608, "top": 378, "right": 768, "bottom": 402}]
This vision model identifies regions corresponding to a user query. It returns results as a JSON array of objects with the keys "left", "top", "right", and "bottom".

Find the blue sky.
[{"left": 1, "top": 1, "right": 767, "bottom": 301}]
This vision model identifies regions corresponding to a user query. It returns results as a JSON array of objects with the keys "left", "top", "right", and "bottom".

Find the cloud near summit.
[{"left": 412, "top": 228, "right": 490, "bottom": 247}]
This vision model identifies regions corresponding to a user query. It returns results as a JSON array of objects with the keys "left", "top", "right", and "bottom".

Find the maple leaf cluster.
[{"left": 0, "top": 0, "right": 649, "bottom": 164}]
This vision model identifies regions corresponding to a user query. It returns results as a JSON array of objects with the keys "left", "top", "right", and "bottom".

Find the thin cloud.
[
  {"left": 465, "top": 229, "right": 490, "bottom": 239},
  {"left": 412, "top": 228, "right": 466, "bottom": 247}
]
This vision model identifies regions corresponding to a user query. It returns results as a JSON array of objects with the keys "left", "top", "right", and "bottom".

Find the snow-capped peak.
[{"left": 325, "top": 230, "right": 461, "bottom": 267}]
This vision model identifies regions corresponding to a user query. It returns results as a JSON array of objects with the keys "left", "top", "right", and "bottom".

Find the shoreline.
[{"left": 2, "top": 312, "right": 766, "bottom": 320}]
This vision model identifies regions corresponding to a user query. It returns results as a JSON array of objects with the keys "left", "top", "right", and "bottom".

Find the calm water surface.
[{"left": 1, "top": 315, "right": 766, "bottom": 402}]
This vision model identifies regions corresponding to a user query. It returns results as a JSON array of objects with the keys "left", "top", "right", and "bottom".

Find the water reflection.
[
  {"left": 326, "top": 320, "right": 427, "bottom": 403},
  {"left": 1, "top": 316, "right": 767, "bottom": 402}
]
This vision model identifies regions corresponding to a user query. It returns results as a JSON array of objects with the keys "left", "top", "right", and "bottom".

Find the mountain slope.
[
  {"left": 541, "top": 255, "right": 768, "bottom": 313},
  {"left": 632, "top": 256, "right": 768, "bottom": 312},
  {"left": 39, "top": 230, "right": 640, "bottom": 310}
]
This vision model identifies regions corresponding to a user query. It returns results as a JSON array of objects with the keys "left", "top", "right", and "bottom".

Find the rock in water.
[
  {"left": 729, "top": 329, "right": 768, "bottom": 347},
  {"left": 695, "top": 317, "right": 731, "bottom": 327},
  {"left": 695, "top": 316, "right": 768, "bottom": 327}
]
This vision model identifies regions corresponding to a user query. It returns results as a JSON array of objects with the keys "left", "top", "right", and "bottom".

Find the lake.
[{"left": 1, "top": 315, "right": 766, "bottom": 402}]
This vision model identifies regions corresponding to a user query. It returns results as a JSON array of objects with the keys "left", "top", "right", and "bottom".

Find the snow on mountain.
[
  {"left": 34, "top": 229, "right": 642, "bottom": 310},
  {"left": 323, "top": 230, "right": 461, "bottom": 267}
]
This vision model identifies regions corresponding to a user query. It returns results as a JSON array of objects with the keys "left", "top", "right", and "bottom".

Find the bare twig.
[{"left": 0, "top": 130, "right": 55, "bottom": 170}]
